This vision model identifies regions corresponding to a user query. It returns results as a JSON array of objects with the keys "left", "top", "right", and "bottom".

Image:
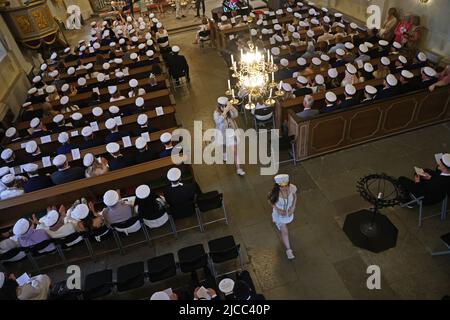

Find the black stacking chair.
[
  {"left": 177, "top": 244, "right": 208, "bottom": 274},
  {"left": 196, "top": 191, "right": 228, "bottom": 229},
  {"left": 169, "top": 201, "right": 204, "bottom": 233},
  {"left": 49, "top": 279, "right": 83, "bottom": 300},
  {"left": 0, "top": 247, "right": 26, "bottom": 270},
  {"left": 111, "top": 216, "right": 148, "bottom": 255},
  {"left": 25, "top": 239, "right": 61, "bottom": 272},
  {"left": 54, "top": 232, "right": 92, "bottom": 266},
  {"left": 83, "top": 269, "right": 114, "bottom": 300},
  {"left": 431, "top": 233, "right": 450, "bottom": 256},
  {"left": 116, "top": 261, "right": 146, "bottom": 292},
  {"left": 86, "top": 225, "right": 113, "bottom": 258},
  {"left": 147, "top": 253, "right": 177, "bottom": 283},
  {"left": 208, "top": 235, "right": 243, "bottom": 278}
]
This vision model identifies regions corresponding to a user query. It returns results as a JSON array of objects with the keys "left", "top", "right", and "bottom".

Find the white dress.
[{"left": 272, "top": 184, "right": 297, "bottom": 230}]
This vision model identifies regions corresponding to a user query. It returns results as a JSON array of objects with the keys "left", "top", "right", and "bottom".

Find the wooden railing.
[{"left": 287, "top": 86, "right": 450, "bottom": 161}]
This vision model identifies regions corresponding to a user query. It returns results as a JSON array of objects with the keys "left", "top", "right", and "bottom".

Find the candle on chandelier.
[
  {"left": 231, "top": 54, "right": 234, "bottom": 65},
  {"left": 232, "top": 89, "right": 235, "bottom": 99},
  {"left": 248, "top": 94, "right": 251, "bottom": 103},
  {"left": 271, "top": 55, "right": 274, "bottom": 65},
  {"left": 278, "top": 81, "right": 283, "bottom": 90},
  {"left": 269, "top": 88, "right": 273, "bottom": 98},
  {"left": 272, "top": 72, "right": 275, "bottom": 82},
  {"left": 228, "top": 79, "right": 231, "bottom": 91}
]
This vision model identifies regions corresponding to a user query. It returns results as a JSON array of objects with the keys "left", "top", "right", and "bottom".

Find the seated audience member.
[
  {"left": 275, "top": 59, "right": 294, "bottom": 81},
  {"left": 410, "top": 52, "right": 428, "bottom": 69},
  {"left": 102, "top": 190, "right": 133, "bottom": 226},
  {"left": 232, "top": 280, "right": 265, "bottom": 301},
  {"left": 311, "top": 75, "right": 326, "bottom": 94},
  {"left": 354, "top": 44, "right": 371, "bottom": 65},
  {"left": 164, "top": 168, "right": 200, "bottom": 208},
  {"left": 340, "top": 84, "right": 358, "bottom": 108},
  {"left": 135, "top": 184, "right": 167, "bottom": 223},
  {"left": 34, "top": 206, "right": 78, "bottom": 239},
  {"left": 24, "top": 140, "right": 43, "bottom": 163},
  {"left": 70, "top": 202, "right": 105, "bottom": 232},
  {"left": 0, "top": 174, "right": 24, "bottom": 200},
  {"left": 362, "top": 85, "right": 378, "bottom": 102},
  {"left": 376, "top": 74, "right": 399, "bottom": 100},
  {"left": 293, "top": 76, "right": 313, "bottom": 97},
  {"left": 57, "top": 132, "right": 75, "bottom": 155},
  {"left": 320, "top": 92, "right": 339, "bottom": 113},
  {"left": 429, "top": 65, "right": 450, "bottom": 92},
  {"left": 399, "top": 70, "right": 417, "bottom": 93},
  {"left": 361, "top": 63, "right": 375, "bottom": 81},
  {"left": 193, "top": 287, "right": 220, "bottom": 300},
  {"left": 398, "top": 153, "right": 450, "bottom": 206},
  {"left": 419, "top": 67, "right": 437, "bottom": 89},
  {"left": 326, "top": 68, "right": 341, "bottom": 89},
  {"left": 22, "top": 163, "right": 54, "bottom": 193},
  {"left": 79, "top": 126, "right": 104, "bottom": 150},
  {"left": 133, "top": 114, "right": 159, "bottom": 136},
  {"left": 4, "top": 127, "right": 22, "bottom": 143},
  {"left": 159, "top": 132, "right": 174, "bottom": 158},
  {"left": 109, "top": 88, "right": 126, "bottom": 102},
  {"left": 29, "top": 118, "right": 49, "bottom": 138},
  {"left": 50, "top": 155, "right": 84, "bottom": 185},
  {"left": 318, "top": 25, "right": 335, "bottom": 43},
  {"left": 379, "top": 8, "right": 399, "bottom": 41},
  {"left": 83, "top": 153, "right": 109, "bottom": 178},
  {"left": 106, "top": 142, "right": 136, "bottom": 171},
  {"left": 0, "top": 230, "right": 19, "bottom": 255},
  {"left": 51, "top": 114, "right": 72, "bottom": 133},
  {"left": 332, "top": 48, "right": 346, "bottom": 68},
  {"left": 167, "top": 46, "right": 190, "bottom": 85},
  {"left": 105, "top": 118, "right": 128, "bottom": 143},
  {"left": 296, "top": 95, "right": 319, "bottom": 120},
  {"left": 404, "top": 15, "right": 421, "bottom": 52},
  {"left": 135, "top": 137, "right": 159, "bottom": 163},
  {"left": 12, "top": 218, "right": 55, "bottom": 253},
  {"left": 0, "top": 271, "right": 52, "bottom": 300}
]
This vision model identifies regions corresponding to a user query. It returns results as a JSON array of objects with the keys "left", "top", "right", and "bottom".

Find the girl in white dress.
[{"left": 268, "top": 174, "right": 298, "bottom": 259}]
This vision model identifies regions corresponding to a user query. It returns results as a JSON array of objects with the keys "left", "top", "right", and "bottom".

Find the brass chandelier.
[{"left": 227, "top": 41, "right": 283, "bottom": 110}]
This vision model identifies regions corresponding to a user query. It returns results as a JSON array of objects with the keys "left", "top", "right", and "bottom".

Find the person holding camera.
[{"left": 213, "top": 96, "right": 245, "bottom": 176}]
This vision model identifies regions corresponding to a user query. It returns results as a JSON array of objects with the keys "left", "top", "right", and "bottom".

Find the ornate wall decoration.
[
  {"left": 14, "top": 14, "right": 33, "bottom": 34},
  {"left": 31, "top": 9, "right": 49, "bottom": 29}
]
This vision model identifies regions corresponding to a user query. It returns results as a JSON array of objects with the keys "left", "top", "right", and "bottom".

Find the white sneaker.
[
  {"left": 286, "top": 249, "right": 295, "bottom": 260},
  {"left": 237, "top": 169, "right": 246, "bottom": 176}
]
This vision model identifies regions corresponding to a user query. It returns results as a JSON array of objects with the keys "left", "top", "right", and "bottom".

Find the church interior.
[{"left": 0, "top": 0, "right": 449, "bottom": 300}]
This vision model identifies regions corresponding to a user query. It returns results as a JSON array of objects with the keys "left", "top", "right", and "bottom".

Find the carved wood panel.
[
  {"left": 382, "top": 97, "right": 417, "bottom": 133},
  {"left": 347, "top": 107, "right": 382, "bottom": 142},
  {"left": 310, "top": 116, "right": 346, "bottom": 152}
]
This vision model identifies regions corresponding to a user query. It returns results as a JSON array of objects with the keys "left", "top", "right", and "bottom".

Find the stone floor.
[{"left": 10, "top": 13, "right": 450, "bottom": 300}]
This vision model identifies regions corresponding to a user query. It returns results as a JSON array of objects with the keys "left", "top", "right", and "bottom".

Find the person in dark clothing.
[
  {"left": 275, "top": 58, "right": 294, "bottom": 81},
  {"left": 106, "top": 142, "right": 136, "bottom": 171},
  {"left": 419, "top": 67, "right": 438, "bottom": 89},
  {"left": 135, "top": 184, "right": 166, "bottom": 221},
  {"left": 135, "top": 137, "right": 159, "bottom": 164},
  {"left": 79, "top": 127, "right": 104, "bottom": 150},
  {"left": 399, "top": 70, "right": 418, "bottom": 94},
  {"left": 22, "top": 164, "right": 54, "bottom": 193},
  {"left": 133, "top": 114, "right": 159, "bottom": 136},
  {"left": 164, "top": 167, "right": 201, "bottom": 208},
  {"left": 232, "top": 279, "right": 266, "bottom": 300},
  {"left": 293, "top": 76, "right": 313, "bottom": 98},
  {"left": 339, "top": 84, "right": 359, "bottom": 108},
  {"left": 320, "top": 92, "right": 339, "bottom": 113},
  {"left": 104, "top": 119, "right": 129, "bottom": 144},
  {"left": 166, "top": 46, "right": 190, "bottom": 85},
  {"left": 398, "top": 153, "right": 450, "bottom": 206},
  {"left": 50, "top": 154, "right": 85, "bottom": 185},
  {"left": 376, "top": 74, "right": 400, "bottom": 100}
]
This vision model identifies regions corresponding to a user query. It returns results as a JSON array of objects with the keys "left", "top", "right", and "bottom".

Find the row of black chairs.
[
  {"left": 52, "top": 235, "right": 243, "bottom": 300},
  {"left": 0, "top": 191, "right": 228, "bottom": 273}
]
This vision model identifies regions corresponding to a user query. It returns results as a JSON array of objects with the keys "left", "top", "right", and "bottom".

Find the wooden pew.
[
  {"left": 11, "top": 127, "right": 178, "bottom": 175},
  {"left": 15, "top": 89, "right": 174, "bottom": 132},
  {"left": 7, "top": 106, "right": 177, "bottom": 153},
  {"left": 0, "top": 157, "right": 192, "bottom": 228},
  {"left": 287, "top": 86, "right": 450, "bottom": 161}
]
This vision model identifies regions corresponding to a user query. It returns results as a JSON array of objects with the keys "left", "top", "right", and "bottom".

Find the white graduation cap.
[{"left": 167, "top": 167, "right": 181, "bottom": 181}]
